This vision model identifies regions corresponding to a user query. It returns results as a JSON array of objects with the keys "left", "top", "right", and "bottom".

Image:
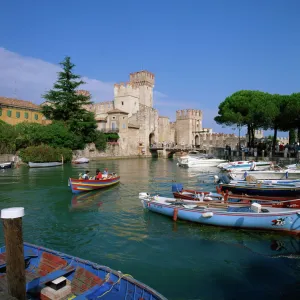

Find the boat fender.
[
  {"left": 173, "top": 208, "right": 178, "bottom": 221},
  {"left": 139, "top": 192, "right": 150, "bottom": 199},
  {"left": 202, "top": 212, "right": 213, "bottom": 218}
]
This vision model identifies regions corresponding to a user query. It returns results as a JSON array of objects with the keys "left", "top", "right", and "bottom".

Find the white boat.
[
  {"left": 219, "top": 161, "right": 272, "bottom": 171},
  {"left": 229, "top": 169, "right": 300, "bottom": 180},
  {"left": 28, "top": 162, "right": 63, "bottom": 168},
  {"left": 177, "top": 152, "right": 227, "bottom": 168},
  {"left": 0, "top": 162, "right": 13, "bottom": 169},
  {"left": 72, "top": 157, "right": 89, "bottom": 164}
]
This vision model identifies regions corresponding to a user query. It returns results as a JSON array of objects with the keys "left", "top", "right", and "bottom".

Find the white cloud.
[{"left": 0, "top": 47, "right": 114, "bottom": 104}]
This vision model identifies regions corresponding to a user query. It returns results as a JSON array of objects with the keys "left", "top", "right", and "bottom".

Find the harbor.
[{"left": 0, "top": 158, "right": 300, "bottom": 299}]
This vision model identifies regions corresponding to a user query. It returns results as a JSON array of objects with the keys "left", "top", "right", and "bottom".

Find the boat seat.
[
  {"left": 72, "top": 282, "right": 114, "bottom": 300},
  {"left": 70, "top": 267, "right": 104, "bottom": 296},
  {"left": 0, "top": 248, "right": 38, "bottom": 268},
  {"left": 0, "top": 251, "right": 71, "bottom": 292}
]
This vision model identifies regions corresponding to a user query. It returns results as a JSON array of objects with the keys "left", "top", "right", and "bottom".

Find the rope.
[{"left": 96, "top": 273, "right": 133, "bottom": 298}]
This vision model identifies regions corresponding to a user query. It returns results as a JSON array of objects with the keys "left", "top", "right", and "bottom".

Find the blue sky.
[{"left": 0, "top": 0, "right": 300, "bottom": 136}]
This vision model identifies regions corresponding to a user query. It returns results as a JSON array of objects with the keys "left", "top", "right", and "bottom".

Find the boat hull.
[
  {"left": 230, "top": 170, "right": 300, "bottom": 180},
  {"left": 141, "top": 198, "right": 300, "bottom": 234},
  {"left": 69, "top": 176, "right": 120, "bottom": 194},
  {"left": 0, "top": 242, "right": 166, "bottom": 299},
  {"left": 220, "top": 184, "right": 300, "bottom": 197},
  {"left": 0, "top": 162, "right": 12, "bottom": 169},
  {"left": 28, "top": 162, "right": 63, "bottom": 168}
]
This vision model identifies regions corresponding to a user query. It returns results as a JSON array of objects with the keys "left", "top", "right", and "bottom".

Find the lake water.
[{"left": 0, "top": 158, "right": 300, "bottom": 299}]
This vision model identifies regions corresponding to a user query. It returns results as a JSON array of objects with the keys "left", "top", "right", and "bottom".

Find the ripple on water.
[{"left": 1, "top": 160, "right": 300, "bottom": 300}]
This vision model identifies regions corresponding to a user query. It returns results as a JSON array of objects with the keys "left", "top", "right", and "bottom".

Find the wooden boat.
[
  {"left": 219, "top": 182, "right": 300, "bottom": 197},
  {"left": 28, "top": 162, "right": 63, "bottom": 168},
  {"left": 0, "top": 162, "right": 12, "bottom": 169},
  {"left": 139, "top": 193, "right": 300, "bottom": 234},
  {"left": 69, "top": 174, "right": 120, "bottom": 194},
  {"left": 0, "top": 242, "right": 166, "bottom": 299}
]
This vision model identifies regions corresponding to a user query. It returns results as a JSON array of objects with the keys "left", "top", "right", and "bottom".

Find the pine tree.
[{"left": 42, "top": 56, "right": 92, "bottom": 122}]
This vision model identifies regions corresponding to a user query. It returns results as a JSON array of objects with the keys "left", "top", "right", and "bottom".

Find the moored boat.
[
  {"left": 69, "top": 174, "right": 120, "bottom": 194},
  {"left": 219, "top": 182, "right": 300, "bottom": 197},
  {"left": 171, "top": 183, "right": 300, "bottom": 208},
  {"left": 0, "top": 242, "right": 166, "bottom": 299},
  {"left": 0, "top": 162, "right": 13, "bottom": 169},
  {"left": 72, "top": 157, "right": 89, "bottom": 164},
  {"left": 139, "top": 193, "right": 300, "bottom": 234},
  {"left": 28, "top": 162, "right": 63, "bottom": 168},
  {"left": 228, "top": 169, "right": 300, "bottom": 180}
]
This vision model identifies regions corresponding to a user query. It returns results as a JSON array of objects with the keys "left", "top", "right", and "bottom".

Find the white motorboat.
[
  {"left": 178, "top": 156, "right": 227, "bottom": 168},
  {"left": 28, "top": 162, "right": 63, "bottom": 168},
  {"left": 0, "top": 162, "right": 13, "bottom": 169},
  {"left": 228, "top": 169, "right": 300, "bottom": 180},
  {"left": 219, "top": 161, "right": 272, "bottom": 171}
]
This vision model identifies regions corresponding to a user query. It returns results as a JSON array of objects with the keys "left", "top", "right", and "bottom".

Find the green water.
[{"left": 0, "top": 158, "right": 300, "bottom": 299}]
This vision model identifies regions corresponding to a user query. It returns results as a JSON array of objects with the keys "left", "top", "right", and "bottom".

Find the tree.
[
  {"left": 42, "top": 56, "right": 93, "bottom": 122},
  {"left": 215, "top": 90, "right": 273, "bottom": 147}
]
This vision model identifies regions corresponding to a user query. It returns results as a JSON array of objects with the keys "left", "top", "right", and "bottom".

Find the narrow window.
[
  {"left": 34, "top": 114, "right": 38, "bottom": 120},
  {"left": 122, "top": 124, "right": 126, "bottom": 129},
  {"left": 7, "top": 110, "right": 11, "bottom": 117},
  {"left": 16, "top": 111, "right": 20, "bottom": 118},
  {"left": 24, "top": 112, "right": 29, "bottom": 119},
  {"left": 121, "top": 101, "right": 124, "bottom": 105}
]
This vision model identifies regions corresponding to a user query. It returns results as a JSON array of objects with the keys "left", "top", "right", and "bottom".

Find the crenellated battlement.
[
  {"left": 114, "top": 81, "right": 140, "bottom": 98},
  {"left": 129, "top": 70, "right": 155, "bottom": 87},
  {"left": 176, "top": 109, "right": 202, "bottom": 120}
]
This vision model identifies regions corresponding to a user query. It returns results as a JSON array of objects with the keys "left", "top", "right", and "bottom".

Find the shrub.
[{"left": 19, "top": 145, "right": 72, "bottom": 163}]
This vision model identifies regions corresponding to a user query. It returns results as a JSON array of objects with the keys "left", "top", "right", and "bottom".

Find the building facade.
[{"left": 0, "top": 97, "right": 48, "bottom": 126}]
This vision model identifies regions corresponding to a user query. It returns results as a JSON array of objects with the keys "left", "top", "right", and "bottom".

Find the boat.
[
  {"left": 139, "top": 193, "right": 300, "bottom": 234},
  {"left": 72, "top": 157, "right": 89, "bottom": 164},
  {"left": 218, "top": 161, "right": 272, "bottom": 171},
  {"left": 228, "top": 169, "right": 300, "bottom": 180},
  {"left": 219, "top": 181, "right": 300, "bottom": 197},
  {"left": 171, "top": 183, "right": 300, "bottom": 208},
  {"left": 177, "top": 154, "right": 227, "bottom": 168},
  {"left": 0, "top": 242, "right": 166, "bottom": 299},
  {"left": 0, "top": 162, "right": 13, "bottom": 169},
  {"left": 69, "top": 174, "right": 120, "bottom": 194},
  {"left": 28, "top": 162, "right": 63, "bottom": 168}
]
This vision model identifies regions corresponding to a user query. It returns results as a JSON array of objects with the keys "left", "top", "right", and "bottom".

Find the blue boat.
[
  {"left": 219, "top": 182, "right": 300, "bottom": 197},
  {"left": 139, "top": 193, "right": 300, "bottom": 234},
  {"left": 0, "top": 242, "right": 166, "bottom": 299}
]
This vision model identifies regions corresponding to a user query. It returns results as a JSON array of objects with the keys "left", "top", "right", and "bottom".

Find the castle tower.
[
  {"left": 175, "top": 109, "right": 203, "bottom": 146},
  {"left": 129, "top": 71, "right": 155, "bottom": 107}
]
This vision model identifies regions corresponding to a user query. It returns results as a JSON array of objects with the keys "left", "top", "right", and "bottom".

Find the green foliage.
[
  {"left": 19, "top": 145, "right": 72, "bottom": 163},
  {"left": 0, "top": 120, "right": 16, "bottom": 154},
  {"left": 14, "top": 121, "right": 84, "bottom": 150},
  {"left": 42, "top": 56, "right": 92, "bottom": 122},
  {"left": 41, "top": 56, "right": 102, "bottom": 149},
  {"left": 215, "top": 90, "right": 300, "bottom": 147},
  {"left": 94, "top": 131, "right": 107, "bottom": 151},
  {"left": 105, "top": 133, "right": 119, "bottom": 141}
]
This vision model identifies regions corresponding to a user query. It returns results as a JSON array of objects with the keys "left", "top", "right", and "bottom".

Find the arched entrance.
[
  {"left": 149, "top": 132, "right": 155, "bottom": 147},
  {"left": 195, "top": 135, "right": 200, "bottom": 148}
]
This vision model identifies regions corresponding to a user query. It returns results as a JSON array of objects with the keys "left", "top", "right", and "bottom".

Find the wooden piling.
[{"left": 1, "top": 208, "right": 26, "bottom": 300}]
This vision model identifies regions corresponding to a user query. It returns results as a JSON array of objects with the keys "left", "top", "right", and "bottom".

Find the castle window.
[
  {"left": 16, "top": 111, "right": 20, "bottom": 118},
  {"left": 112, "top": 116, "right": 116, "bottom": 120},
  {"left": 7, "top": 110, "right": 11, "bottom": 117},
  {"left": 122, "top": 124, "right": 126, "bottom": 129},
  {"left": 121, "top": 101, "right": 124, "bottom": 105},
  {"left": 24, "top": 112, "right": 28, "bottom": 119},
  {"left": 123, "top": 116, "right": 125, "bottom": 119},
  {"left": 34, "top": 114, "right": 38, "bottom": 120}
]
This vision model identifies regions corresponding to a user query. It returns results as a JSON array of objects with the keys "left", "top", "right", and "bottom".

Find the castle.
[{"left": 79, "top": 70, "right": 244, "bottom": 157}]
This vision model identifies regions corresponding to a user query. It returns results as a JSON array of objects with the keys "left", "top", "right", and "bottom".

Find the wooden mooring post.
[{"left": 1, "top": 207, "right": 26, "bottom": 300}]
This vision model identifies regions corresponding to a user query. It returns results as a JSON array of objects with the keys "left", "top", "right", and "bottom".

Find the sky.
[{"left": 1, "top": 0, "right": 300, "bottom": 136}]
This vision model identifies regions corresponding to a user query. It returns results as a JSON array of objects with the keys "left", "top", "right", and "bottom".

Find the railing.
[{"left": 100, "top": 128, "right": 119, "bottom": 133}]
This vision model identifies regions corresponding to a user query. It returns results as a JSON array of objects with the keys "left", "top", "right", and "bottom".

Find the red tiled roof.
[
  {"left": 0, "top": 97, "right": 41, "bottom": 111},
  {"left": 107, "top": 108, "right": 128, "bottom": 114}
]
